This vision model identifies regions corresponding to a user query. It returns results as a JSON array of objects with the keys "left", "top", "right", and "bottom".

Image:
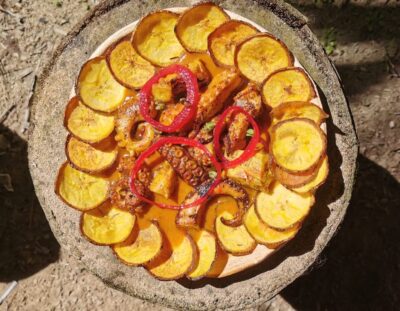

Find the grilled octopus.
[
  {"left": 115, "top": 97, "right": 158, "bottom": 155},
  {"left": 187, "top": 144, "right": 213, "bottom": 167},
  {"left": 152, "top": 59, "right": 211, "bottom": 103},
  {"left": 110, "top": 154, "right": 151, "bottom": 213},
  {"left": 158, "top": 144, "right": 210, "bottom": 187},
  {"left": 172, "top": 59, "right": 211, "bottom": 98},
  {"left": 191, "top": 115, "right": 220, "bottom": 144},
  {"left": 186, "top": 116, "right": 220, "bottom": 167},
  {"left": 193, "top": 68, "right": 242, "bottom": 129},
  {"left": 224, "top": 83, "right": 262, "bottom": 154},
  {"left": 176, "top": 179, "right": 250, "bottom": 228}
]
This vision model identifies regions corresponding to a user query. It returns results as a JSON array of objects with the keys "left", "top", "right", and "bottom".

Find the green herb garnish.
[
  {"left": 246, "top": 128, "right": 254, "bottom": 137},
  {"left": 203, "top": 121, "right": 216, "bottom": 132},
  {"left": 155, "top": 102, "right": 165, "bottom": 111},
  {"left": 322, "top": 27, "right": 336, "bottom": 55},
  {"left": 208, "top": 170, "right": 217, "bottom": 179}
]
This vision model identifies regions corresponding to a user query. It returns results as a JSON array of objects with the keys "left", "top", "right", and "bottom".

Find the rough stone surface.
[{"left": 27, "top": 0, "right": 357, "bottom": 310}]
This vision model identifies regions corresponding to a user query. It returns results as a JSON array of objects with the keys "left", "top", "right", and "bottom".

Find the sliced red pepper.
[
  {"left": 213, "top": 106, "right": 260, "bottom": 169},
  {"left": 130, "top": 137, "right": 221, "bottom": 210},
  {"left": 139, "top": 64, "right": 199, "bottom": 133}
]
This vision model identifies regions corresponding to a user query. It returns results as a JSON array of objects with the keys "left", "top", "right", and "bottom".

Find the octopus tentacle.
[
  {"left": 110, "top": 154, "right": 151, "bottom": 213},
  {"left": 115, "top": 97, "right": 158, "bottom": 155},
  {"left": 175, "top": 180, "right": 213, "bottom": 228},
  {"left": 214, "top": 179, "right": 249, "bottom": 227},
  {"left": 187, "top": 146, "right": 212, "bottom": 167},
  {"left": 224, "top": 83, "right": 262, "bottom": 154},
  {"left": 194, "top": 69, "right": 242, "bottom": 128},
  {"left": 158, "top": 144, "right": 210, "bottom": 187},
  {"left": 176, "top": 179, "right": 249, "bottom": 228}
]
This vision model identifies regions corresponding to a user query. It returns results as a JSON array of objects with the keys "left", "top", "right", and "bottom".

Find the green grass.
[{"left": 322, "top": 27, "right": 337, "bottom": 55}]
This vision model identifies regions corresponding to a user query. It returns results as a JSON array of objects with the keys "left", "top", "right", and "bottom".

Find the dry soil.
[{"left": 0, "top": 0, "right": 399, "bottom": 310}]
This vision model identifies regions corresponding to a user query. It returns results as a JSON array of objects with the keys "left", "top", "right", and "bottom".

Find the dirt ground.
[{"left": 0, "top": 0, "right": 399, "bottom": 310}]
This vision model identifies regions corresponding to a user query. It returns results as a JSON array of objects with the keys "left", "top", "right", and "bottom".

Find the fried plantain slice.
[
  {"left": 270, "top": 118, "right": 327, "bottom": 174},
  {"left": 244, "top": 204, "right": 300, "bottom": 248},
  {"left": 215, "top": 210, "right": 257, "bottom": 255},
  {"left": 64, "top": 97, "right": 115, "bottom": 144},
  {"left": 235, "top": 33, "right": 293, "bottom": 84},
  {"left": 106, "top": 36, "right": 155, "bottom": 90},
  {"left": 147, "top": 233, "right": 198, "bottom": 280},
  {"left": 187, "top": 229, "right": 217, "bottom": 280},
  {"left": 113, "top": 219, "right": 163, "bottom": 265},
  {"left": 206, "top": 244, "right": 229, "bottom": 278},
  {"left": 132, "top": 11, "right": 184, "bottom": 67},
  {"left": 270, "top": 101, "right": 328, "bottom": 125},
  {"left": 81, "top": 205, "right": 135, "bottom": 245},
  {"left": 175, "top": 2, "right": 230, "bottom": 53},
  {"left": 262, "top": 68, "right": 316, "bottom": 108},
  {"left": 292, "top": 156, "right": 329, "bottom": 194},
  {"left": 66, "top": 135, "right": 117, "bottom": 173},
  {"left": 255, "top": 182, "right": 314, "bottom": 230},
  {"left": 208, "top": 20, "right": 258, "bottom": 68},
  {"left": 271, "top": 160, "right": 318, "bottom": 189},
  {"left": 76, "top": 57, "right": 127, "bottom": 112},
  {"left": 212, "top": 197, "right": 256, "bottom": 256},
  {"left": 55, "top": 162, "right": 109, "bottom": 211}
]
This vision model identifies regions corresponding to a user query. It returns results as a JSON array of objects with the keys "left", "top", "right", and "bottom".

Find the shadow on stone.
[
  {"left": 0, "top": 125, "right": 60, "bottom": 282},
  {"left": 281, "top": 155, "right": 400, "bottom": 310}
]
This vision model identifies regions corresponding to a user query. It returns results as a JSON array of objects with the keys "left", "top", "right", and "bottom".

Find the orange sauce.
[
  {"left": 140, "top": 177, "right": 194, "bottom": 248},
  {"left": 108, "top": 51, "right": 263, "bottom": 270}
]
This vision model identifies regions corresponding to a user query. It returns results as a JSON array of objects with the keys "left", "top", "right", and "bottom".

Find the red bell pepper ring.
[
  {"left": 213, "top": 106, "right": 260, "bottom": 169},
  {"left": 130, "top": 137, "right": 222, "bottom": 210},
  {"left": 139, "top": 64, "right": 199, "bottom": 133}
]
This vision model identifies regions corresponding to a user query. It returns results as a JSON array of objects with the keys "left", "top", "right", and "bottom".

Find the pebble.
[{"left": 389, "top": 121, "right": 395, "bottom": 128}]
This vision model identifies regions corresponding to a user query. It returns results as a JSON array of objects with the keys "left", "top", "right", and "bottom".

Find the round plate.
[
  {"left": 28, "top": 1, "right": 357, "bottom": 309},
  {"left": 73, "top": 6, "right": 326, "bottom": 279}
]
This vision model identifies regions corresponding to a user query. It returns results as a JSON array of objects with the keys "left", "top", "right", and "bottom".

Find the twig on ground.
[
  {"left": 0, "top": 105, "right": 15, "bottom": 124},
  {"left": 0, "top": 281, "right": 18, "bottom": 305},
  {"left": 18, "top": 67, "right": 33, "bottom": 80},
  {"left": 21, "top": 75, "right": 37, "bottom": 133},
  {"left": 0, "top": 59, "right": 14, "bottom": 123},
  {"left": 53, "top": 26, "right": 67, "bottom": 36},
  {"left": 0, "top": 6, "right": 18, "bottom": 18}
]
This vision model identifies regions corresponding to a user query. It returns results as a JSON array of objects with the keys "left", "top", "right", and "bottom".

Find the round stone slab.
[{"left": 28, "top": 0, "right": 358, "bottom": 310}]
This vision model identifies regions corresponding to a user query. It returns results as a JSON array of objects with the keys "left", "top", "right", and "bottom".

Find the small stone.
[
  {"left": 39, "top": 17, "right": 48, "bottom": 24},
  {"left": 59, "top": 18, "right": 69, "bottom": 25},
  {"left": 389, "top": 121, "right": 395, "bottom": 128}
]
